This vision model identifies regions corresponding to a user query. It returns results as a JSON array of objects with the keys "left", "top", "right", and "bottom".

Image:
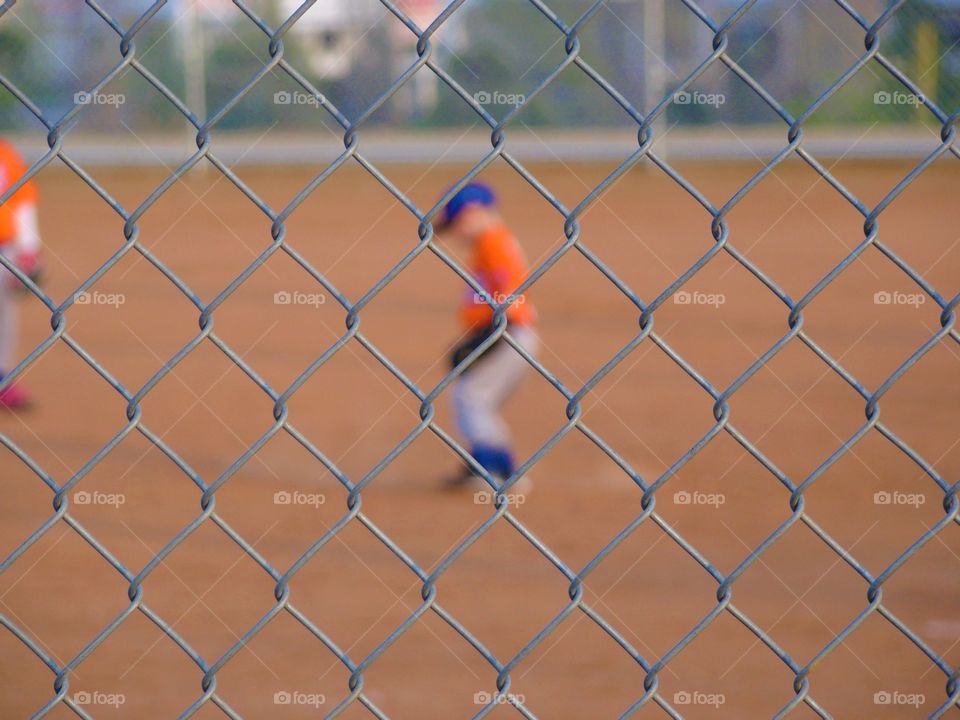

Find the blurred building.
[
  {"left": 277, "top": 0, "right": 381, "bottom": 80},
  {"left": 274, "top": 0, "right": 443, "bottom": 118}
]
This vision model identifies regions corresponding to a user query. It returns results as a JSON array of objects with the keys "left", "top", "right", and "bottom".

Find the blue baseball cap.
[{"left": 437, "top": 182, "right": 496, "bottom": 229}]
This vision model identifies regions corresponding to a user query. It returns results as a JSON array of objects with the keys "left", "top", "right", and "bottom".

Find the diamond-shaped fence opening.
[{"left": 0, "top": 0, "right": 958, "bottom": 718}]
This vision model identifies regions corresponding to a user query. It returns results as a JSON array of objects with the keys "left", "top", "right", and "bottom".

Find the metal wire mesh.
[{"left": 0, "top": 0, "right": 958, "bottom": 718}]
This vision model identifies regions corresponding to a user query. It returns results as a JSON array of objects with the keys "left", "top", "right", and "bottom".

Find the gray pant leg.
[
  {"left": 0, "top": 258, "right": 16, "bottom": 375},
  {"left": 451, "top": 326, "right": 538, "bottom": 450}
]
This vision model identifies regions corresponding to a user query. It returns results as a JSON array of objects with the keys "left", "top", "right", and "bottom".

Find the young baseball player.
[
  {"left": 438, "top": 182, "right": 538, "bottom": 491},
  {"left": 0, "top": 137, "right": 43, "bottom": 409}
]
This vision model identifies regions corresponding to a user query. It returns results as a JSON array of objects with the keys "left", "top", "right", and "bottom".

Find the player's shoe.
[
  {"left": 0, "top": 381, "right": 32, "bottom": 410},
  {"left": 441, "top": 466, "right": 486, "bottom": 491},
  {"left": 441, "top": 468, "right": 533, "bottom": 499}
]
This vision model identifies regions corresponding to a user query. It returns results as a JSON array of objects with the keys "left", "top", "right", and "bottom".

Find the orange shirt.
[
  {"left": 0, "top": 140, "right": 38, "bottom": 245},
  {"left": 459, "top": 224, "right": 536, "bottom": 329}
]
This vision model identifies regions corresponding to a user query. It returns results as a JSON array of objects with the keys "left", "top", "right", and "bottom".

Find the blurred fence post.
[
  {"left": 178, "top": 0, "right": 206, "bottom": 171},
  {"left": 642, "top": 0, "right": 668, "bottom": 159}
]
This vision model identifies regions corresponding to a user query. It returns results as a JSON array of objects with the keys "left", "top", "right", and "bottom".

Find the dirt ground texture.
[{"left": 1, "top": 156, "right": 958, "bottom": 719}]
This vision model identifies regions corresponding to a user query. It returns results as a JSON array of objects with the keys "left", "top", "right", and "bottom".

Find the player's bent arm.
[
  {"left": 14, "top": 202, "right": 40, "bottom": 255},
  {"left": 12, "top": 201, "right": 43, "bottom": 285}
]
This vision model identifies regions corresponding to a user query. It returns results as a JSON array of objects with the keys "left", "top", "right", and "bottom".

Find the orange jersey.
[
  {"left": 0, "top": 139, "right": 38, "bottom": 245},
  {"left": 459, "top": 224, "right": 536, "bottom": 329}
]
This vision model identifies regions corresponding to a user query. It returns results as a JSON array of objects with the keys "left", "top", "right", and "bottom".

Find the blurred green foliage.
[{"left": 0, "top": 1, "right": 956, "bottom": 132}]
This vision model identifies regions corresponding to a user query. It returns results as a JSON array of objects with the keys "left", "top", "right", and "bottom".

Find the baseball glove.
[{"left": 450, "top": 324, "right": 503, "bottom": 370}]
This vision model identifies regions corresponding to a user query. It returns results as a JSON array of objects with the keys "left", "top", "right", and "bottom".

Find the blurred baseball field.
[{"left": 1, "top": 156, "right": 958, "bottom": 718}]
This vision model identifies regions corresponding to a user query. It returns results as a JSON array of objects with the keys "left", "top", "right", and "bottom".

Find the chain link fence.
[{"left": 1, "top": 0, "right": 958, "bottom": 718}]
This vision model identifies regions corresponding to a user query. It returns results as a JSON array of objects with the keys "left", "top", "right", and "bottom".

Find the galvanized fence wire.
[{"left": 0, "top": 0, "right": 957, "bottom": 717}]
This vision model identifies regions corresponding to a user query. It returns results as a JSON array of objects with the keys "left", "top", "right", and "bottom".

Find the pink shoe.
[{"left": 0, "top": 381, "right": 32, "bottom": 410}]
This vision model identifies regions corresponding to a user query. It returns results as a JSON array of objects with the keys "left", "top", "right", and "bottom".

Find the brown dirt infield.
[{"left": 1, "top": 157, "right": 958, "bottom": 719}]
